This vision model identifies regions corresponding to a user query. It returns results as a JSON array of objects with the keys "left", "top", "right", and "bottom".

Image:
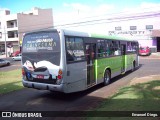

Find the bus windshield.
[{"left": 22, "top": 30, "right": 60, "bottom": 66}]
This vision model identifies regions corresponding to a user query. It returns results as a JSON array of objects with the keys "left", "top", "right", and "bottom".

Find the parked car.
[
  {"left": 10, "top": 50, "right": 21, "bottom": 57},
  {"left": 0, "top": 52, "right": 5, "bottom": 55},
  {"left": 139, "top": 46, "right": 151, "bottom": 56},
  {"left": 0, "top": 59, "right": 10, "bottom": 67},
  {"left": 12, "top": 54, "right": 22, "bottom": 61}
]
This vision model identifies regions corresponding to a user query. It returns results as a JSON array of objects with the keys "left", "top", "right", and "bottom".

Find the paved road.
[
  {"left": 0, "top": 57, "right": 160, "bottom": 119},
  {"left": 0, "top": 57, "right": 21, "bottom": 72}
]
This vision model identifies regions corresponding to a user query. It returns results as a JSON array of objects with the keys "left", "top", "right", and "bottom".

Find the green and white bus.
[{"left": 22, "top": 29, "right": 139, "bottom": 93}]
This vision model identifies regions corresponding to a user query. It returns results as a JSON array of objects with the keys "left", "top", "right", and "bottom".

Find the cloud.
[
  {"left": 140, "top": 2, "right": 160, "bottom": 8},
  {"left": 55, "top": 2, "right": 160, "bottom": 28},
  {"left": 0, "top": 7, "right": 9, "bottom": 11},
  {"left": 63, "top": 3, "right": 91, "bottom": 12},
  {"left": 123, "top": 2, "right": 160, "bottom": 14},
  {"left": 95, "top": 4, "right": 115, "bottom": 14},
  {"left": 63, "top": 3, "right": 69, "bottom": 7},
  {"left": 63, "top": 2, "right": 114, "bottom": 15},
  {"left": 54, "top": 3, "right": 115, "bottom": 26}
]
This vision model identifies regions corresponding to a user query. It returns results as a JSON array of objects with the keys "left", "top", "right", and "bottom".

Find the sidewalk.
[
  {"left": 151, "top": 52, "right": 160, "bottom": 56},
  {"left": 140, "top": 52, "right": 160, "bottom": 59},
  {"left": 0, "top": 55, "right": 7, "bottom": 59},
  {"left": 129, "top": 75, "right": 160, "bottom": 86}
]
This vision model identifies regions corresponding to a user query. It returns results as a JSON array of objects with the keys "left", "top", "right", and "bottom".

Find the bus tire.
[
  {"left": 132, "top": 61, "right": 136, "bottom": 71},
  {"left": 104, "top": 69, "right": 111, "bottom": 86}
]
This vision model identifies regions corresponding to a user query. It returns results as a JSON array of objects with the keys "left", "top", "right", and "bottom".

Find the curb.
[{"left": 129, "top": 75, "right": 160, "bottom": 86}]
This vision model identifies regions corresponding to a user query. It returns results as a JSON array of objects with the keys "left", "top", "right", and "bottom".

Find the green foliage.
[
  {"left": 0, "top": 69, "right": 23, "bottom": 94},
  {"left": 86, "top": 80, "right": 160, "bottom": 120}
]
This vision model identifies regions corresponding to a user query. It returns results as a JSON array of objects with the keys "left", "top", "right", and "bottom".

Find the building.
[
  {"left": 106, "top": 11, "right": 160, "bottom": 53},
  {"left": 0, "top": 7, "right": 53, "bottom": 56},
  {"left": 57, "top": 10, "right": 160, "bottom": 53}
]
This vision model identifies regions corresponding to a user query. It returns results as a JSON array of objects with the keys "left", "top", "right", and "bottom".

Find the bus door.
[
  {"left": 121, "top": 44, "right": 126, "bottom": 73},
  {"left": 85, "top": 43, "right": 96, "bottom": 86}
]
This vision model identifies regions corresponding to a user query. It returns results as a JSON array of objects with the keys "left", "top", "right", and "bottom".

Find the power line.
[
  {"left": 15, "top": 11, "right": 160, "bottom": 32},
  {"left": 54, "top": 12, "right": 160, "bottom": 28},
  {"left": 0, "top": 11, "right": 160, "bottom": 34},
  {"left": 1, "top": 7, "right": 160, "bottom": 29},
  {"left": 54, "top": 5, "right": 160, "bottom": 24}
]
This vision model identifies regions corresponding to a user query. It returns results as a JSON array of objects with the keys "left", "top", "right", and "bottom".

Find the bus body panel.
[
  {"left": 125, "top": 54, "right": 138, "bottom": 71},
  {"left": 63, "top": 29, "right": 90, "bottom": 38},
  {"left": 96, "top": 56, "right": 122, "bottom": 80},
  {"left": 22, "top": 79, "right": 64, "bottom": 92},
  {"left": 64, "top": 62, "right": 87, "bottom": 93},
  {"left": 21, "top": 28, "right": 139, "bottom": 93},
  {"left": 63, "top": 30, "right": 89, "bottom": 93},
  {"left": 59, "top": 29, "right": 66, "bottom": 73},
  {"left": 22, "top": 29, "right": 64, "bottom": 92}
]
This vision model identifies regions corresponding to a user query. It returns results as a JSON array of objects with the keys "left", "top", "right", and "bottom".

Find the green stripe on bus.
[
  {"left": 90, "top": 33, "right": 132, "bottom": 41},
  {"left": 95, "top": 56, "right": 122, "bottom": 79},
  {"left": 95, "top": 60, "right": 98, "bottom": 80},
  {"left": 95, "top": 54, "right": 136, "bottom": 80}
]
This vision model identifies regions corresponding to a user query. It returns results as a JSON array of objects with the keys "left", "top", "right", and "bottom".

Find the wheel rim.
[{"left": 104, "top": 71, "right": 109, "bottom": 83}]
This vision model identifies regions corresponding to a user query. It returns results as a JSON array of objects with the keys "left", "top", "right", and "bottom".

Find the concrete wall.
[
  {"left": 0, "top": 8, "right": 53, "bottom": 55},
  {"left": 104, "top": 13, "right": 160, "bottom": 52},
  {"left": 17, "top": 8, "right": 53, "bottom": 43}
]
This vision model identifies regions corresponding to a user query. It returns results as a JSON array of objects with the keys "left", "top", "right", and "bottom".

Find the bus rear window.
[
  {"left": 22, "top": 31, "right": 61, "bottom": 66},
  {"left": 23, "top": 31, "right": 60, "bottom": 53}
]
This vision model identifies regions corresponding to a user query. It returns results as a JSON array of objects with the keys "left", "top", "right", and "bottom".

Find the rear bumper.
[
  {"left": 22, "top": 79, "right": 64, "bottom": 92},
  {"left": 139, "top": 52, "right": 150, "bottom": 56}
]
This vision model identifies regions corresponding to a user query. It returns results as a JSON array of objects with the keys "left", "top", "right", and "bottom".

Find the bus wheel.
[
  {"left": 104, "top": 70, "right": 110, "bottom": 86},
  {"left": 132, "top": 61, "right": 136, "bottom": 71}
]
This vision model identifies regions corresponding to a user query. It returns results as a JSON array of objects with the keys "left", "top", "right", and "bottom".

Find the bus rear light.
[
  {"left": 58, "top": 69, "right": 63, "bottom": 75},
  {"left": 22, "top": 68, "right": 25, "bottom": 76},
  {"left": 57, "top": 75, "right": 62, "bottom": 79},
  {"left": 57, "top": 69, "right": 63, "bottom": 80}
]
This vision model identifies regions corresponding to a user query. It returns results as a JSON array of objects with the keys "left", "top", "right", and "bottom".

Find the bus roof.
[
  {"left": 63, "top": 29, "right": 136, "bottom": 42},
  {"left": 90, "top": 33, "right": 131, "bottom": 41},
  {"left": 24, "top": 28, "right": 137, "bottom": 42}
]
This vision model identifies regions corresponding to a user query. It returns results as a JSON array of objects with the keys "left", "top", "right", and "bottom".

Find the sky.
[{"left": 1, "top": 0, "right": 160, "bottom": 26}]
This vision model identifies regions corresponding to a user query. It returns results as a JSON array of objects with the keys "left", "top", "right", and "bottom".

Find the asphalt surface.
[
  {"left": 0, "top": 56, "right": 160, "bottom": 120},
  {"left": 0, "top": 57, "right": 21, "bottom": 72}
]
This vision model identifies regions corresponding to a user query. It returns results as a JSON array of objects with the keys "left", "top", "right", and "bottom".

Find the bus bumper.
[{"left": 22, "top": 79, "right": 64, "bottom": 92}]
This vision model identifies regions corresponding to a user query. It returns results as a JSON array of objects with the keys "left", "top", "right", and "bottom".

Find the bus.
[{"left": 22, "top": 29, "right": 139, "bottom": 93}]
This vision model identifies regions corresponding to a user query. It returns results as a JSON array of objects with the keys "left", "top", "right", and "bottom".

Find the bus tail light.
[
  {"left": 58, "top": 69, "right": 63, "bottom": 75},
  {"left": 57, "top": 75, "right": 62, "bottom": 79},
  {"left": 22, "top": 68, "right": 25, "bottom": 76},
  {"left": 57, "top": 69, "right": 63, "bottom": 80}
]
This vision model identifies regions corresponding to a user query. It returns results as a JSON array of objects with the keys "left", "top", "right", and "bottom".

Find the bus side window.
[
  {"left": 66, "top": 37, "right": 85, "bottom": 62},
  {"left": 131, "top": 42, "right": 138, "bottom": 53},
  {"left": 110, "top": 41, "right": 114, "bottom": 56},
  {"left": 127, "top": 42, "right": 132, "bottom": 53},
  {"left": 115, "top": 41, "right": 121, "bottom": 55},
  {"left": 97, "top": 40, "right": 105, "bottom": 58},
  {"left": 74, "top": 37, "right": 85, "bottom": 61},
  {"left": 111, "top": 41, "right": 121, "bottom": 56},
  {"left": 66, "top": 37, "right": 74, "bottom": 62},
  {"left": 106, "top": 41, "right": 110, "bottom": 56}
]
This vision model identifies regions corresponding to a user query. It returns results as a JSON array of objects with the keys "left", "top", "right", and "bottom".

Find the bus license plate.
[{"left": 37, "top": 75, "right": 44, "bottom": 79}]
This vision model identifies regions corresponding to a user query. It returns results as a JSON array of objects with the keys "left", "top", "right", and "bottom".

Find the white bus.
[{"left": 22, "top": 29, "right": 139, "bottom": 93}]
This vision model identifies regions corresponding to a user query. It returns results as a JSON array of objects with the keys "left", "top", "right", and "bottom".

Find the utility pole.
[{"left": 4, "top": 26, "right": 7, "bottom": 58}]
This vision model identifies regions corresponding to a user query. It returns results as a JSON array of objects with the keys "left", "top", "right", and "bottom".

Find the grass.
[
  {"left": 86, "top": 80, "right": 160, "bottom": 120},
  {"left": 0, "top": 69, "right": 24, "bottom": 94}
]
